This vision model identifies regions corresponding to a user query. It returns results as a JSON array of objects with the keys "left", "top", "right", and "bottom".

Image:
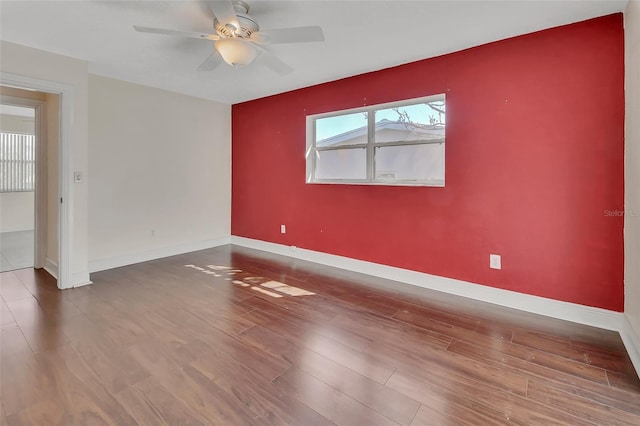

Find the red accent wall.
[{"left": 232, "top": 14, "right": 625, "bottom": 311}]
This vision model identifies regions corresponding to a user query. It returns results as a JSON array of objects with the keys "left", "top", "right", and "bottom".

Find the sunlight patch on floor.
[
  {"left": 185, "top": 264, "right": 316, "bottom": 298},
  {"left": 259, "top": 280, "right": 316, "bottom": 296},
  {"left": 273, "top": 286, "right": 315, "bottom": 296},
  {"left": 251, "top": 286, "right": 283, "bottom": 298}
]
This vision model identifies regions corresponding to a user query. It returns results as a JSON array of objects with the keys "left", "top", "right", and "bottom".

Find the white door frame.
[
  {"left": 0, "top": 71, "right": 73, "bottom": 290},
  {"left": 0, "top": 95, "right": 46, "bottom": 269}
]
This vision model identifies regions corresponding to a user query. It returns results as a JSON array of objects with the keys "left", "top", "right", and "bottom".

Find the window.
[
  {"left": 306, "top": 94, "right": 445, "bottom": 186},
  {"left": 0, "top": 132, "right": 36, "bottom": 192}
]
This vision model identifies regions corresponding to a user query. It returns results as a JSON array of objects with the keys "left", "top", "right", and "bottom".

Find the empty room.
[{"left": 1, "top": 0, "right": 639, "bottom": 424}]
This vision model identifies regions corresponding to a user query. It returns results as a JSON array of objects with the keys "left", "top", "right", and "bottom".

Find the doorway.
[
  {"left": 0, "top": 86, "right": 59, "bottom": 285},
  {"left": 0, "top": 72, "right": 74, "bottom": 290}
]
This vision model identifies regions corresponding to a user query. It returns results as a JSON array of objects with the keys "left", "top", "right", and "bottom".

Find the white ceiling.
[{"left": 0, "top": 0, "right": 628, "bottom": 105}]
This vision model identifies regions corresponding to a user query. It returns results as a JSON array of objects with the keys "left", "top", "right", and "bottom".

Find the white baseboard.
[
  {"left": 43, "top": 259, "right": 92, "bottom": 289},
  {"left": 0, "top": 226, "right": 35, "bottom": 233},
  {"left": 620, "top": 318, "right": 640, "bottom": 377},
  {"left": 88, "top": 237, "right": 231, "bottom": 274},
  {"left": 72, "top": 271, "right": 92, "bottom": 288},
  {"left": 44, "top": 257, "right": 58, "bottom": 279},
  {"left": 230, "top": 236, "right": 639, "bottom": 377}
]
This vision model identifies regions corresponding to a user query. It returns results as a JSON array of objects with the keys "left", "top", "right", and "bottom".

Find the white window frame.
[{"left": 306, "top": 94, "right": 445, "bottom": 187}]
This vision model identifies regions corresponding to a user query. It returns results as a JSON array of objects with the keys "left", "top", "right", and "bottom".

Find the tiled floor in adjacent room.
[{"left": 0, "top": 230, "right": 34, "bottom": 273}]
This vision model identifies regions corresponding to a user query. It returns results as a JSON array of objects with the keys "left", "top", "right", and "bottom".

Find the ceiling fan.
[{"left": 134, "top": 0, "right": 325, "bottom": 74}]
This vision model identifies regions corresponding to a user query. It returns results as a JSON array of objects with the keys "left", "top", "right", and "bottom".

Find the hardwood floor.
[{"left": 1, "top": 245, "right": 639, "bottom": 425}]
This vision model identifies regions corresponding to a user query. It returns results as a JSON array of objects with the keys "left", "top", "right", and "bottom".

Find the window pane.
[
  {"left": 315, "top": 148, "right": 367, "bottom": 180},
  {"left": 316, "top": 112, "right": 368, "bottom": 148},
  {"left": 374, "top": 101, "right": 445, "bottom": 144},
  {"left": 375, "top": 143, "right": 444, "bottom": 182}
]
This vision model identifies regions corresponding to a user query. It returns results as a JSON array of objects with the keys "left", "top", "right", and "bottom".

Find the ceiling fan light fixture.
[{"left": 215, "top": 38, "right": 257, "bottom": 68}]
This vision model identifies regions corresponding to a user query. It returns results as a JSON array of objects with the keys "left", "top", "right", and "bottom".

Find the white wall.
[
  {"left": 0, "top": 192, "right": 34, "bottom": 233},
  {"left": 0, "top": 113, "right": 35, "bottom": 133},
  {"left": 88, "top": 75, "right": 231, "bottom": 269},
  {"left": 625, "top": 1, "right": 640, "bottom": 344},
  {"left": 1, "top": 41, "right": 90, "bottom": 286}
]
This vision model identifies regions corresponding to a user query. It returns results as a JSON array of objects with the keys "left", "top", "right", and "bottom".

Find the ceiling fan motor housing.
[{"left": 214, "top": 1, "right": 259, "bottom": 38}]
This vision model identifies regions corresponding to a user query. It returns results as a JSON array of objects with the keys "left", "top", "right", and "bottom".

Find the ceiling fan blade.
[
  {"left": 134, "top": 25, "right": 219, "bottom": 41},
  {"left": 206, "top": 1, "right": 240, "bottom": 31},
  {"left": 197, "top": 51, "right": 223, "bottom": 71},
  {"left": 250, "top": 26, "right": 325, "bottom": 45},
  {"left": 252, "top": 44, "right": 293, "bottom": 75}
]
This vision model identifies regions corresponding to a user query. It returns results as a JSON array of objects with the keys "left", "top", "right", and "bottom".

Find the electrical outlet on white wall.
[{"left": 490, "top": 254, "right": 501, "bottom": 269}]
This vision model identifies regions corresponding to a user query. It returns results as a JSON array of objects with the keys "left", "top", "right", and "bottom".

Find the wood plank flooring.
[{"left": 1, "top": 245, "right": 639, "bottom": 425}]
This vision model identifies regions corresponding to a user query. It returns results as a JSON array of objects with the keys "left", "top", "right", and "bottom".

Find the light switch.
[{"left": 74, "top": 171, "right": 84, "bottom": 183}]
